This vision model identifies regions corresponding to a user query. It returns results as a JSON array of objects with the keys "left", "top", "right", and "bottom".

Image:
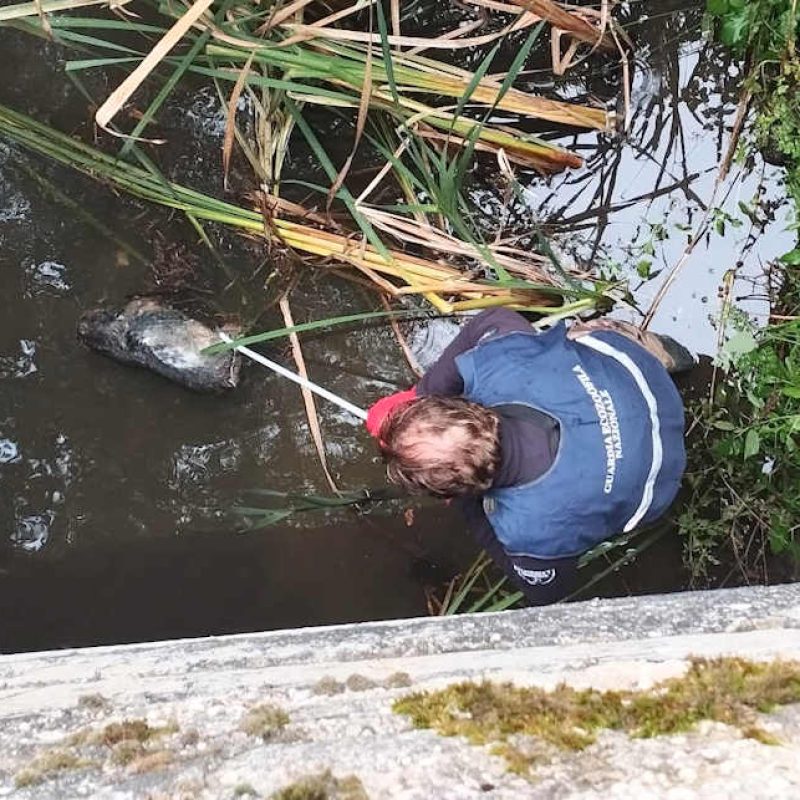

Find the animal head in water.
[
  {"left": 77, "top": 298, "right": 242, "bottom": 392},
  {"left": 77, "top": 307, "right": 130, "bottom": 356}
]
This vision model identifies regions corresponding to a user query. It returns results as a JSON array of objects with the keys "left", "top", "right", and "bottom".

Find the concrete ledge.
[
  {"left": 5, "top": 582, "right": 800, "bottom": 672},
  {"left": 2, "top": 584, "right": 800, "bottom": 799}
]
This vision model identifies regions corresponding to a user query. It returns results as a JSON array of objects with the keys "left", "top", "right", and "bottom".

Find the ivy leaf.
[
  {"left": 782, "top": 386, "right": 800, "bottom": 399},
  {"left": 720, "top": 11, "right": 750, "bottom": 48},
  {"left": 636, "top": 259, "right": 653, "bottom": 278},
  {"left": 780, "top": 249, "right": 800, "bottom": 266},
  {"left": 707, "top": 0, "right": 729, "bottom": 16},
  {"left": 744, "top": 428, "right": 761, "bottom": 459},
  {"left": 713, "top": 420, "right": 736, "bottom": 431},
  {"left": 722, "top": 329, "right": 758, "bottom": 360}
]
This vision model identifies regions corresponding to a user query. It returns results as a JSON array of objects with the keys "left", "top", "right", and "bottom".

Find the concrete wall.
[{"left": 2, "top": 584, "right": 800, "bottom": 798}]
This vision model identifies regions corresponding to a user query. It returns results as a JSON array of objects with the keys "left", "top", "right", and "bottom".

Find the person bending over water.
[{"left": 366, "top": 308, "right": 689, "bottom": 605}]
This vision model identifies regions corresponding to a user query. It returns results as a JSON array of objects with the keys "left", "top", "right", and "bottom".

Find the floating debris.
[{"left": 24, "top": 260, "right": 70, "bottom": 297}]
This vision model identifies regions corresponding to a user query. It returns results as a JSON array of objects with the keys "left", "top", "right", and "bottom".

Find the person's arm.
[
  {"left": 417, "top": 308, "right": 532, "bottom": 397},
  {"left": 457, "top": 497, "right": 578, "bottom": 606}
]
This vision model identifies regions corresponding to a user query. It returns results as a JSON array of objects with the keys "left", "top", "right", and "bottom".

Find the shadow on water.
[
  {"left": 0, "top": 508, "right": 469, "bottom": 652},
  {"left": 0, "top": 2, "right": 794, "bottom": 651}
]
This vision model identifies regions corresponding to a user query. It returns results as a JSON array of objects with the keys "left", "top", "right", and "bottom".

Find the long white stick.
[{"left": 218, "top": 332, "right": 368, "bottom": 421}]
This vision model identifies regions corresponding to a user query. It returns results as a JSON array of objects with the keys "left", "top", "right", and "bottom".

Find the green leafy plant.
[
  {"left": 706, "top": 0, "right": 797, "bottom": 55},
  {"left": 753, "top": 59, "right": 800, "bottom": 206},
  {"left": 678, "top": 293, "right": 800, "bottom": 581},
  {"left": 707, "top": 0, "right": 800, "bottom": 208},
  {"left": 694, "top": 0, "right": 800, "bottom": 583}
]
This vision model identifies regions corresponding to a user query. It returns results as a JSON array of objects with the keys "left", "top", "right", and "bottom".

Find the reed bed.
[
  {"left": 0, "top": 103, "right": 603, "bottom": 313},
  {"left": 0, "top": 0, "right": 625, "bottom": 314}
]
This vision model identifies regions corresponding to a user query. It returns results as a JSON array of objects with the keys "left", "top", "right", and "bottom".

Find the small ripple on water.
[
  {"left": 23, "top": 259, "right": 70, "bottom": 297},
  {"left": 10, "top": 510, "right": 53, "bottom": 552},
  {"left": 0, "top": 147, "right": 31, "bottom": 225},
  {"left": 170, "top": 440, "right": 242, "bottom": 489},
  {"left": 0, "top": 192, "right": 30, "bottom": 225},
  {"left": 0, "top": 438, "right": 21, "bottom": 464},
  {"left": 0, "top": 339, "right": 37, "bottom": 379}
]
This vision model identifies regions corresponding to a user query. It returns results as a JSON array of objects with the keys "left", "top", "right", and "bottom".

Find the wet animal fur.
[{"left": 77, "top": 298, "right": 241, "bottom": 392}]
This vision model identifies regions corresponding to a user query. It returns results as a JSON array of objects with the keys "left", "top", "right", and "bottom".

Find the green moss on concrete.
[
  {"left": 269, "top": 770, "right": 368, "bottom": 800},
  {"left": 383, "top": 672, "right": 413, "bottom": 689},
  {"left": 311, "top": 673, "right": 412, "bottom": 695},
  {"left": 68, "top": 717, "right": 178, "bottom": 748},
  {"left": 181, "top": 728, "right": 201, "bottom": 746},
  {"left": 127, "top": 749, "right": 174, "bottom": 773},
  {"left": 14, "top": 749, "right": 94, "bottom": 788},
  {"left": 393, "top": 657, "right": 800, "bottom": 773},
  {"left": 240, "top": 703, "right": 290, "bottom": 741},
  {"left": 109, "top": 739, "right": 146, "bottom": 766},
  {"left": 59, "top": 717, "right": 179, "bottom": 773},
  {"left": 101, "top": 719, "right": 162, "bottom": 746}
]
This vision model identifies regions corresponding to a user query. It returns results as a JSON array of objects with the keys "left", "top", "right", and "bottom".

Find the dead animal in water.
[{"left": 77, "top": 298, "right": 241, "bottom": 392}]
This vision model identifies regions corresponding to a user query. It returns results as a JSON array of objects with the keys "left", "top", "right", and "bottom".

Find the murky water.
[{"left": 0, "top": 2, "right": 794, "bottom": 651}]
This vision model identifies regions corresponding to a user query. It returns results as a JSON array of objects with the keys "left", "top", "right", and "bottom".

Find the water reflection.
[{"left": 528, "top": 4, "right": 793, "bottom": 350}]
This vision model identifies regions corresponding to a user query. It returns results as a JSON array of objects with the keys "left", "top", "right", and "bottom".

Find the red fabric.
[{"left": 366, "top": 387, "right": 417, "bottom": 438}]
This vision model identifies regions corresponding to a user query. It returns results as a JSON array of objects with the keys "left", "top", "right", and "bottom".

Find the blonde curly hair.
[{"left": 378, "top": 396, "right": 501, "bottom": 497}]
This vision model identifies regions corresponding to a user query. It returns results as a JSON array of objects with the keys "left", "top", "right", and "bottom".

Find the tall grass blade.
[
  {"left": 119, "top": 27, "right": 212, "bottom": 158},
  {"left": 284, "top": 96, "right": 389, "bottom": 258},
  {"left": 278, "top": 295, "right": 340, "bottom": 493},
  {"left": 0, "top": 0, "right": 129, "bottom": 22},
  {"left": 204, "top": 310, "right": 420, "bottom": 355},
  {"left": 95, "top": 0, "right": 215, "bottom": 132}
]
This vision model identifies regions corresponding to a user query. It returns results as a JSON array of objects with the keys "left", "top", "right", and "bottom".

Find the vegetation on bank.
[
  {"left": 707, "top": 0, "right": 800, "bottom": 205},
  {"left": 394, "top": 656, "right": 800, "bottom": 775},
  {"left": 432, "top": 0, "right": 800, "bottom": 609},
  {"left": 676, "top": 1, "right": 800, "bottom": 583},
  {"left": 679, "top": 278, "right": 800, "bottom": 581}
]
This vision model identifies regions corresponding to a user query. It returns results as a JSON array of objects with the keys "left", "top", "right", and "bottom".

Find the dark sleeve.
[
  {"left": 417, "top": 308, "right": 532, "bottom": 397},
  {"left": 457, "top": 497, "right": 578, "bottom": 606}
]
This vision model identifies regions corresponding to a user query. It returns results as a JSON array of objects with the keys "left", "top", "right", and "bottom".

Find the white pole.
[{"left": 218, "top": 332, "right": 368, "bottom": 422}]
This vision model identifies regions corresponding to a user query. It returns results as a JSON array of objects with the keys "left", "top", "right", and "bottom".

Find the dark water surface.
[{"left": 0, "top": 2, "right": 794, "bottom": 652}]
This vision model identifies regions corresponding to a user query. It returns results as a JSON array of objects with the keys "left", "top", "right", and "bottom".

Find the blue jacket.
[{"left": 455, "top": 323, "right": 686, "bottom": 559}]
